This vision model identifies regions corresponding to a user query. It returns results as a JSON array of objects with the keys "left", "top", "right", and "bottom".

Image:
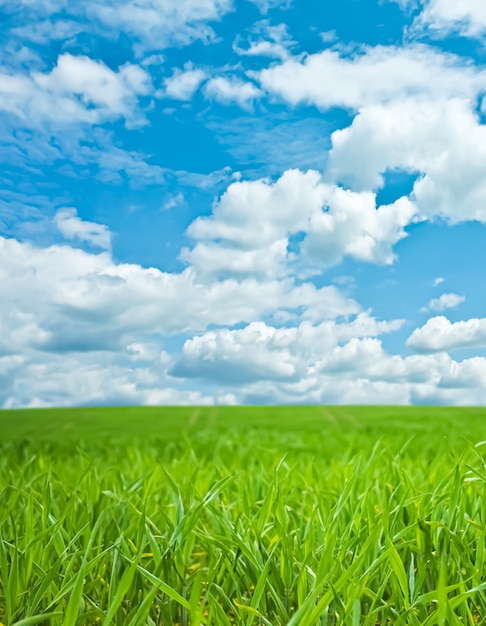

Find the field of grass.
[{"left": 2, "top": 406, "right": 486, "bottom": 625}]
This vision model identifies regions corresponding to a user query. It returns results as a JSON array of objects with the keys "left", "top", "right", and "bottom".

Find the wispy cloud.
[
  {"left": 412, "top": 0, "right": 486, "bottom": 38},
  {"left": 420, "top": 292, "right": 465, "bottom": 313},
  {"left": 54, "top": 208, "right": 112, "bottom": 250},
  {"left": 233, "top": 21, "right": 295, "bottom": 60}
]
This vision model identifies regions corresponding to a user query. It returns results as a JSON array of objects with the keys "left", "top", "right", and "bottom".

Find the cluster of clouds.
[
  {"left": 172, "top": 322, "right": 486, "bottom": 405},
  {"left": 4, "top": 0, "right": 232, "bottom": 50},
  {"left": 0, "top": 54, "right": 152, "bottom": 127},
  {"left": 3, "top": 0, "right": 486, "bottom": 406},
  {"left": 182, "top": 169, "right": 415, "bottom": 280},
  {"left": 2, "top": 196, "right": 486, "bottom": 407},
  {"left": 3, "top": 0, "right": 292, "bottom": 51},
  {"left": 160, "top": 41, "right": 486, "bottom": 234},
  {"left": 405, "top": 0, "right": 486, "bottom": 38}
]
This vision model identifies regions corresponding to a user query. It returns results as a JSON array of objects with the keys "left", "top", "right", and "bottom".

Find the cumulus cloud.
[
  {"left": 3, "top": 229, "right": 485, "bottom": 407},
  {"left": 4, "top": 2, "right": 486, "bottom": 409},
  {"left": 301, "top": 191, "right": 415, "bottom": 267},
  {"left": 0, "top": 349, "right": 227, "bottom": 409},
  {"left": 327, "top": 97, "right": 486, "bottom": 223},
  {"left": 420, "top": 292, "right": 465, "bottom": 313},
  {"left": 162, "top": 64, "right": 207, "bottom": 100},
  {"left": 0, "top": 235, "right": 359, "bottom": 357},
  {"left": 413, "top": 0, "right": 486, "bottom": 38},
  {"left": 170, "top": 319, "right": 486, "bottom": 405},
  {"left": 317, "top": 337, "right": 444, "bottom": 383},
  {"left": 257, "top": 43, "right": 486, "bottom": 230},
  {"left": 54, "top": 208, "right": 112, "bottom": 250},
  {"left": 258, "top": 45, "right": 486, "bottom": 110},
  {"left": 183, "top": 169, "right": 416, "bottom": 279},
  {"left": 171, "top": 323, "right": 300, "bottom": 384},
  {"left": 0, "top": 54, "right": 151, "bottom": 127},
  {"left": 204, "top": 76, "right": 263, "bottom": 110},
  {"left": 407, "top": 316, "right": 486, "bottom": 353},
  {"left": 0, "top": 233, "right": 363, "bottom": 406},
  {"left": 316, "top": 340, "right": 486, "bottom": 404},
  {"left": 170, "top": 314, "right": 404, "bottom": 384}
]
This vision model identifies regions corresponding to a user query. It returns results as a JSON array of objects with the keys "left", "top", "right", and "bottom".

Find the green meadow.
[{"left": 2, "top": 406, "right": 486, "bottom": 625}]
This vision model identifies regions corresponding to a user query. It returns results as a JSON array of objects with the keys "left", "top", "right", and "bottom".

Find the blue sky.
[{"left": 2, "top": 0, "right": 486, "bottom": 407}]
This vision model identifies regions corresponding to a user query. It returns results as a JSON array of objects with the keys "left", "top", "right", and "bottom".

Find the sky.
[{"left": 2, "top": 0, "right": 486, "bottom": 408}]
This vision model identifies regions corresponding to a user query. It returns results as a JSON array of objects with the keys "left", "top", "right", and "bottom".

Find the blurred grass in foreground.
[{"left": 1, "top": 406, "right": 486, "bottom": 625}]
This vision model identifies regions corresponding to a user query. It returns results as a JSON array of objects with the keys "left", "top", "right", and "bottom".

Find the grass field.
[{"left": 2, "top": 406, "right": 486, "bottom": 625}]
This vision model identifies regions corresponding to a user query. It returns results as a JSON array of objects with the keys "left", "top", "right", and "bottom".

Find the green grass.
[{"left": 2, "top": 406, "right": 486, "bottom": 625}]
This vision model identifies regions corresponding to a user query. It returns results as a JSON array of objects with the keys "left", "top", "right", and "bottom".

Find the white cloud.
[
  {"left": 182, "top": 239, "right": 290, "bottom": 280},
  {"left": 0, "top": 354, "right": 25, "bottom": 376},
  {"left": 233, "top": 22, "right": 295, "bottom": 60},
  {"left": 407, "top": 316, "right": 486, "bottom": 353},
  {"left": 204, "top": 76, "right": 263, "bottom": 110},
  {"left": 0, "top": 232, "right": 364, "bottom": 407},
  {"left": 171, "top": 323, "right": 300, "bottom": 384},
  {"left": 0, "top": 349, "right": 223, "bottom": 409},
  {"left": 327, "top": 98, "right": 486, "bottom": 223},
  {"left": 0, "top": 235, "right": 359, "bottom": 359},
  {"left": 126, "top": 342, "right": 161, "bottom": 361},
  {"left": 83, "top": 142, "right": 167, "bottom": 186},
  {"left": 170, "top": 314, "right": 404, "bottom": 385},
  {"left": 161, "top": 192, "right": 185, "bottom": 211},
  {"left": 247, "top": 0, "right": 292, "bottom": 13},
  {"left": 301, "top": 190, "right": 415, "bottom": 267},
  {"left": 183, "top": 169, "right": 416, "bottom": 280},
  {"left": 10, "top": 19, "right": 83, "bottom": 44},
  {"left": 3, "top": 227, "right": 485, "bottom": 406},
  {"left": 320, "top": 31, "right": 338, "bottom": 44},
  {"left": 317, "top": 337, "right": 438, "bottom": 383},
  {"left": 0, "top": 54, "right": 151, "bottom": 127},
  {"left": 387, "top": 0, "right": 419, "bottom": 10},
  {"left": 420, "top": 292, "right": 465, "bottom": 313},
  {"left": 90, "top": 0, "right": 233, "bottom": 50},
  {"left": 169, "top": 319, "right": 486, "bottom": 405},
  {"left": 4, "top": 0, "right": 235, "bottom": 51},
  {"left": 258, "top": 45, "right": 486, "bottom": 110},
  {"left": 141, "top": 54, "right": 165, "bottom": 67},
  {"left": 433, "top": 277, "right": 445, "bottom": 286},
  {"left": 0, "top": 120, "right": 166, "bottom": 188},
  {"left": 54, "top": 208, "right": 112, "bottom": 250},
  {"left": 316, "top": 340, "right": 486, "bottom": 403},
  {"left": 163, "top": 64, "right": 207, "bottom": 100},
  {"left": 413, "top": 0, "right": 486, "bottom": 38}
]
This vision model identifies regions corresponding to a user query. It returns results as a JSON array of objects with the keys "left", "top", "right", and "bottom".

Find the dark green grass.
[{"left": 2, "top": 406, "right": 486, "bottom": 625}]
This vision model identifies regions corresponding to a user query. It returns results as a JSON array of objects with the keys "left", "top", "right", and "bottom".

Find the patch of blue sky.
[
  {"left": 349, "top": 221, "right": 486, "bottom": 354},
  {"left": 287, "top": 0, "right": 410, "bottom": 49},
  {"left": 375, "top": 171, "right": 419, "bottom": 207}
]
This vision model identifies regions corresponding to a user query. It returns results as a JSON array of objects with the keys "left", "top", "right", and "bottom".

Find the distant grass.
[{"left": 2, "top": 406, "right": 486, "bottom": 625}]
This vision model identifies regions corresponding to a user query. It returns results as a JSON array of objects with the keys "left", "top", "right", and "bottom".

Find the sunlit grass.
[{"left": 1, "top": 406, "right": 486, "bottom": 625}]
